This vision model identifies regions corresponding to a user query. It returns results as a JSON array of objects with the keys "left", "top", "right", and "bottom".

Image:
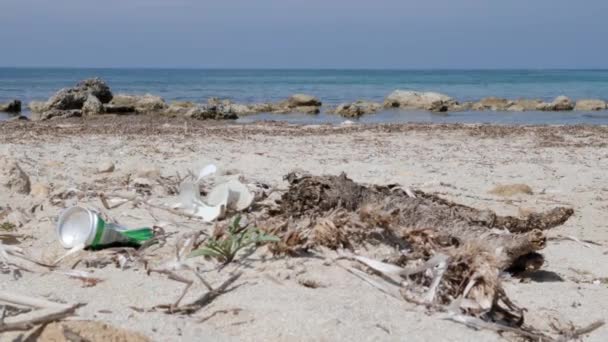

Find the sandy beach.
[{"left": 1, "top": 117, "right": 608, "bottom": 341}]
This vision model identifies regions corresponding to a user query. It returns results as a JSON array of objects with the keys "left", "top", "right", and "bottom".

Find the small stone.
[
  {"left": 489, "top": 184, "right": 534, "bottom": 197},
  {"left": 97, "top": 161, "right": 116, "bottom": 173},
  {"left": 30, "top": 183, "right": 50, "bottom": 199},
  {"left": 135, "top": 166, "right": 161, "bottom": 179}
]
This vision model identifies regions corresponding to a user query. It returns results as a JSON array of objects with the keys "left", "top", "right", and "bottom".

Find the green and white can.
[{"left": 56, "top": 206, "right": 153, "bottom": 249}]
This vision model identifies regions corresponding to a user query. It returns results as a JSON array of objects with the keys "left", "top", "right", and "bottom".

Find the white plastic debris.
[{"left": 175, "top": 164, "right": 254, "bottom": 222}]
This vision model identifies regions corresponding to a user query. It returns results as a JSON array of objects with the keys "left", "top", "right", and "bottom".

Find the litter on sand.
[
  {"left": 56, "top": 206, "right": 153, "bottom": 249},
  {"left": 175, "top": 164, "right": 254, "bottom": 222}
]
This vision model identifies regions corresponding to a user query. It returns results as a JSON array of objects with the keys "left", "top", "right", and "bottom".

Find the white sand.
[{"left": 1, "top": 119, "right": 607, "bottom": 341}]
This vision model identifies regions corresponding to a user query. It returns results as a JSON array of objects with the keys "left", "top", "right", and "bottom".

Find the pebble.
[{"left": 97, "top": 161, "right": 115, "bottom": 173}]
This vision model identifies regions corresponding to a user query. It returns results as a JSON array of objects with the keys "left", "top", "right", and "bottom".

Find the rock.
[
  {"left": 32, "top": 109, "right": 82, "bottom": 121},
  {"left": 574, "top": 99, "right": 607, "bottom": 111},
  {"left": 384, "top": 90, "right": 457, "bottom": 112},
  {"left": 31, "top": 183, "right": 50, "bottom": 199},
  {"left": 286, "top": 94, "right": 322, "bottom": 107},
  {"left": 76, "top": 78, "right": 113, "bottom": 103},
  {"left": 110, "top": 94, "right": 167, "bottom": 114},
  {"left": 450, "top": 102, "right": 474, "bottom": 111},
  {"left": 332, "top": 101, "right": 382, "bottom": 118},
  {"left": 46, "top": 78, "right": 113, "bottom": 111},
  {"left": 0, "top": 158, "right": 31, "bottom": 194},
  {"left": 472, "top": 97, "right": 513, "bottom": 111},
  {"left": 7, "top": 115, "right": 29, "bottom": 122},
  {"left": 507, "top": 99, "right": 543, "bottom": 111},
  {"left": 291, "top": 106, "right": 320, "bottom": 114},
  {"left": 163, "top": 101, "right": 197, "bottom": 116},
  {"left": 82, "top": 95, "right": 104, "bottom": 116},
  {"left": 103, "top": 104, "right": 135, "bottom": 114},
  {"left": 97, "top": 161, "right": 115, "bottom": 173},
  {"left": 489, "top": 184, "right": 534, "bottom": 197},
  {"left": 28, "top": 101, "right": 48, "bottom": 113},
  {"left": 206, "top": 99, "right": 255, "bottom": 115},
  {"left": 0, "top": 99, "right": 21, "bottom": 113},
  {"left": 538, "top": 96, "right": 574, "bottom": 111}
]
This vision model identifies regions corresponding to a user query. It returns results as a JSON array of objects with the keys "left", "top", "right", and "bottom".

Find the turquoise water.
[{"left": 1, "top": 68, "right": 608, "bottom": 124}]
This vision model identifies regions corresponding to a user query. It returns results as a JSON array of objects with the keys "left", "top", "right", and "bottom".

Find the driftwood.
[{"left": 262, "top": 172, "right": 576, "bottom": 336}]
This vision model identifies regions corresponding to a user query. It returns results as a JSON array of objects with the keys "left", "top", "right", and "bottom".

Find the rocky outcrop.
[
  {"left": 28, "top": 78, "right": 112, "bottom": 120},
  {"left": 110, "top": 94, "right": 167, "bottom": 114},
  {"left": 286, "top": 94, "right": 322, "bottom": 107},
  {"left": 537, "top": 96, "right": 574, "bottom": 111},
  {"left": 330, "top": 101, "right": 382, "bottom": 118},
  {"left": 31, "top": 109, "right": 82, "bottom": 121},
  {"left": 0, "top": 100, "right": 21, "bottom": 113},
  {"left": 44, "top": 78, "right": 113, "bottom": 111},
  {"left": 183, "top": 106, "right": 238, "bottom": 120},
  {"left": 384, "top": 90, "right": 457, "bottom": 112},
  {"left": 472, "top": 97, "right": 513, "bottom": 111},
  {"left": 275, "top": 94, "right": 322, "bottom": 114},
  {"left": 82, "top": 95, "right": 103, "bottom": 116},
  {"left": 103, "top": 104, "right": 136, "bottom": 114},
  {"left": 507, "top": 99, "right": 543, "bottom": 111},
  {"left": 574, "top": 99, "right": 607, "bottom": 111}
]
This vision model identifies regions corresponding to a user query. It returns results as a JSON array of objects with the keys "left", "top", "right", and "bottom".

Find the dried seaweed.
[{"left": 261, "top": 172, "right": 576, "bottom": 338}]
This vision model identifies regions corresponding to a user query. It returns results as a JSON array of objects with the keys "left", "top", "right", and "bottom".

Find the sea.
[{"left": 1, "top": 68, "right": 608, "bottom": 124}]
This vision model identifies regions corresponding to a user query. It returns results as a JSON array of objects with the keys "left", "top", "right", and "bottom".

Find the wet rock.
[
  {"left": 574, "top": 99, "right": 607, "bottom": 111},
  {"left": 384, "top": 90, "right": 457, "bottom": 112},
  {"left": 110, "top": 94, "right": 167, "bottom": 114},
  {"left": 97, "top": 161, "right": 115, "bottom": 173},
  {"left": 286, "top": 94, "right": 322, "bottom": 107},
  {"left": 450, "top": 101, "right": 474, "bottom": 111},
  {"left": 472, "top": 97, "right": 513, "bottom": 111},
  {"left": 0, "top": 158, "right": 31, "bottom": 194},
  {"left": 331, "top": 101, "right": 382, "bottom": 118},
  {"left": 82, "top": 95, "right": 104, "bottom": 116},
  {"left": 0, "top": 99, "right": 21, "bottom": 113},
  {"left": 290, "top": 106, "right": 321, "bottom": 114},
  {"left": 537, "top": 96, "right": 574, "bottom": 111}
]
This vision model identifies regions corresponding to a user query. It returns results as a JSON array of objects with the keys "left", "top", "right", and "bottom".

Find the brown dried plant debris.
[{"left": 259, "top": 172, "right": 575, "bottom": 333}]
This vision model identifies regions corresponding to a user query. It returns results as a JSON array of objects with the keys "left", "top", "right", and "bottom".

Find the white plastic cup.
[{"left": 56, "top": 206, "right": 151, "bottom": 249}]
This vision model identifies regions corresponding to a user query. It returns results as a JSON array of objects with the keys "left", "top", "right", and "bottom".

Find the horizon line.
[{"left": 2, "top": 66, "right": 608, "bottom": 72}]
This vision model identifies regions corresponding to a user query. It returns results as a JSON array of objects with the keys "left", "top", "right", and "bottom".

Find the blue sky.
[{"left": 1, "top": 0, "right": 606, "bottom": 69}]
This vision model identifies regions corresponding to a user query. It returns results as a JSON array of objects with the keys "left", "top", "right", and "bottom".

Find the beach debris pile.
[{"left": 250, "top": 172, "right": 600, "bottom": 340}]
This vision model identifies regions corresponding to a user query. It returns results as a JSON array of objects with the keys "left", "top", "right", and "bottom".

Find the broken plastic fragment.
[
  {"left": 197, "top": 164, "right": 218, "bottom": 182},
  {"left": 206, "top": 179, "right": 254, "bottom": 211},
  {"left": 176, "top": 181, "right": 226, "bottom": 222}
]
